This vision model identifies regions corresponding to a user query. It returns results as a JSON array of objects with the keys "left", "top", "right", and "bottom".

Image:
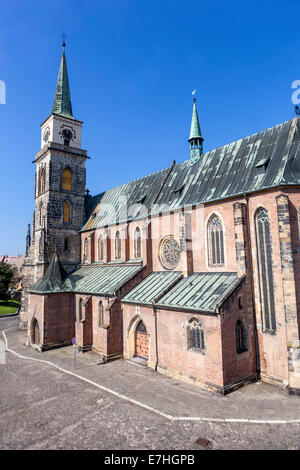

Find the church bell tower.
[{"left": 20, "top": 42, "right": 90, "bottom": 328}]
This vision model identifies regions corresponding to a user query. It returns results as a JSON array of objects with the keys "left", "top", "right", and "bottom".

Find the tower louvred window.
[{"left": 62, "top": 168, "right": 72, "bottom": 190}]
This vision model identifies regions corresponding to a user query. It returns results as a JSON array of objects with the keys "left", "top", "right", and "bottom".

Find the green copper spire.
[
  {"left": 188, "top": 97, "right": 204, "bottom": 164},
  {"left": 52, "top": 44, "right": 73, "bottom": 118}
]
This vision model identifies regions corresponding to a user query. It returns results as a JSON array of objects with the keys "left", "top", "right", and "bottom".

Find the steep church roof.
[
  {"left": 82, "top": 117, "right": 300, "bottom": 231},
  {"left": 52, "top": 46, "right": 73, "bottom": 118}
]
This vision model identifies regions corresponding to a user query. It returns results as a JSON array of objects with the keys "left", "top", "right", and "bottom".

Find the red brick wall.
[
  {"left": 27, "top": 294, "right": 44, "bottom": 345},
  {"left": 28, "top": 292, "right": 74, "bottom": 349},
  {"left": 248, "top": 190, "right": 290, "bottom": 384},
  {"left": 74, "top": 294, "right": 92, "bottom": 350},
  {"left": 220, "top": 280, "right": 257, "bottom": 386},
  {"left": 122, "top": 303, "right": 225, "bottom": 391},
  {"left": 90, "top": 296, "right": 123, "bottom": 360}
]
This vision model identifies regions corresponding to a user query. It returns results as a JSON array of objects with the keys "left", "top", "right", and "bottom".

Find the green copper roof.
[
  {"left": 188, "top": 98, "right": 203, "bottom": 142},
  {"left": 122, "top": 271, "right": 183, "bottom": 306},
  {"left": 65, "top": 264, "right": 142, "bottom": 295},
  {"left": 52, "top": 47, "right": 73, "bottom": 118},
  {"left": 29, "top": 262, "right": 143, "bottom": 295},
  {"left": 157, "top": 272, "right": 241, "bottom": 313},
  {"left": 28, "top": 252, "right": 71, "bottom": 293}
]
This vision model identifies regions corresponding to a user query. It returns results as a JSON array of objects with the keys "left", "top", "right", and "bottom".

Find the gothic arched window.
[
  {"left": 187, "top": 318, "right": 205, "bottom": 352},
  {"left": 208, "top": 215, "right": 224, "bottom": 266},
  {"left": 255, "top": 208, "right": 276, "bottom": 331},
  {"left": 235, "top": 319, "right": 248, "bottom": 354},
  {"left": 78, "top": 298, "right": 83, "bottom": 322},
  {"left": 98, "top": 300, "right": 104, "bottom": 327},
  {"left": 115, "top": 231, "right": 121, "bottom": 259},
  {"left": 98, "top": 235, "right": 104, "bottom": 261},
  {"left": 40, "top": 167, "right": 46, "bottom": 194},
  {"left": 134, "top": 227, "right": 141, "bottom": 258},
  {"left": 83, "top": 238, "right": 88, "bottom": 262},
  {"left": 38, "top": 168, "right": 41, "bottom": 196},
  {"left": 62, "top": 167, "right": 72, "bottom": 191},
  {"left": 63, "top": 201, "right": 70, "bottom": 223}
]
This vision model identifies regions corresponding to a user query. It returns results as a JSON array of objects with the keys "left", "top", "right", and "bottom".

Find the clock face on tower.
[
  {"left": 62, "top": 128, "right": 73, "bottom": 142},
  {"left": 43, "top": 128, "right": 50, "bottom": 143}
]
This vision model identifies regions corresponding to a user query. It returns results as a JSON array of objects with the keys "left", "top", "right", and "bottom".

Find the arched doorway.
[
  {"left": 135, "top": 320, "right": 149, "bottom": 360},
  {"left": 31, "top": 318, "right": 40, "bottom": 345}
]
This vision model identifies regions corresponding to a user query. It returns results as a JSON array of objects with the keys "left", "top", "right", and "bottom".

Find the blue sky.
[{"left": 0, "top": 0, "right": 299, "bottom": 255}]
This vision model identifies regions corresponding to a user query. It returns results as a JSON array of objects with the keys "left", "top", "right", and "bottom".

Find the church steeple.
[
  {"left": 188, "top": 97, "right": 204, "bottom": 164},
  {"left": 52, "top": 43, "right": 73, "bottom": 118}
]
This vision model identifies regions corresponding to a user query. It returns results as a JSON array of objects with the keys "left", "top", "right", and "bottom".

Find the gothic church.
[{"left": 21, "top": 45, "right": 300, "bottom": 395}]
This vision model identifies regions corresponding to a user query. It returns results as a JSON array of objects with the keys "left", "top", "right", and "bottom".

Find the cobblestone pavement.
[{"left": 1, "top": 317, "right": 300, "bottom": 450}]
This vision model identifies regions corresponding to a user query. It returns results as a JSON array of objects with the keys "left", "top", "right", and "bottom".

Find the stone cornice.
[{"left": 33, "top": 142, "right": 90, "bottom": 163}]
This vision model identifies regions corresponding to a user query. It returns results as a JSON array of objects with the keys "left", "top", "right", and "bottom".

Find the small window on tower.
[{"left": 64, "top": 237, "right": 69, "bottom": 253}]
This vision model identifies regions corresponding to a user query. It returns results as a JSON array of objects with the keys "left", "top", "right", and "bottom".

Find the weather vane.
[{"left": 192, "top": 89, "right": 197, "bottom": 96}]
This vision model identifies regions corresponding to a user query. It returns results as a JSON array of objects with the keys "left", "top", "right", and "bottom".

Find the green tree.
[
  {"left": 0, "top": 262, "right": 14, "bottom": 299},
  {"left": 10, "top": 265, "right": 21, "bottom": 290}
]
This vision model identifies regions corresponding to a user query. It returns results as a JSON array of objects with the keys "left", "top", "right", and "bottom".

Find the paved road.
[{"left": 1, "top": 317, "right": 300, "bottom": 450}]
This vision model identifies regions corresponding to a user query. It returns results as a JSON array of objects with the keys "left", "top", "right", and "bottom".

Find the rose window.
[{"left": 159, "top": 235, "right": 181, "bottom": 269}]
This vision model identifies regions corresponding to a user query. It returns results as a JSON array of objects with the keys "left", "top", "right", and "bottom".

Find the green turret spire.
[
  {"left": 52, "top": 43, "right": 73, "bottom": 118},
  {"left": 188, "top": 97, "right": 204, "bottom": 164}
]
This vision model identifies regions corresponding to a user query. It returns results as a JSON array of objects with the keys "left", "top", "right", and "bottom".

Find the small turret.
[
  {"left": 26, "top": 224, "right": 31, "bottom": 256},
  {"left": 188, "top": 96, "right": 204, "bottom": 164}
]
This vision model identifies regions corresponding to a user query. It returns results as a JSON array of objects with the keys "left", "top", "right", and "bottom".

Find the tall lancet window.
[
  {"left": 255, "top": 208, "right": 276, "bottom": 332},
  {"left": 98, "top": 300, "right": 104, "bottom": 327},
  {"left": 98, "top": 235, "right": 104, "bottom": 261},
  {"left": 115, "top": 231, "right": 121, "bottom": 259},
  {"left": 83, "top": 238, "right": 88, "bottom": 262},
  {"left": 134, "top": 227, "right": 141, "bottom": 258},
  {"left": 78, "top": 298, "right": 83, "bottom": 322},
  {"left": 63, "top": 201, "right": 70, "bottom": 223},
  {"left": 40, "top": 167, "right": 46, "bottom": 194},
  {"left": 208, "top": 215, "right": 224, "bottom": 265}
]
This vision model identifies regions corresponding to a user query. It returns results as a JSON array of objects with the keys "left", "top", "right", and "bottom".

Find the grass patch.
[{"left": 0, "top": 300, "right": 20, "bottom": 315}]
